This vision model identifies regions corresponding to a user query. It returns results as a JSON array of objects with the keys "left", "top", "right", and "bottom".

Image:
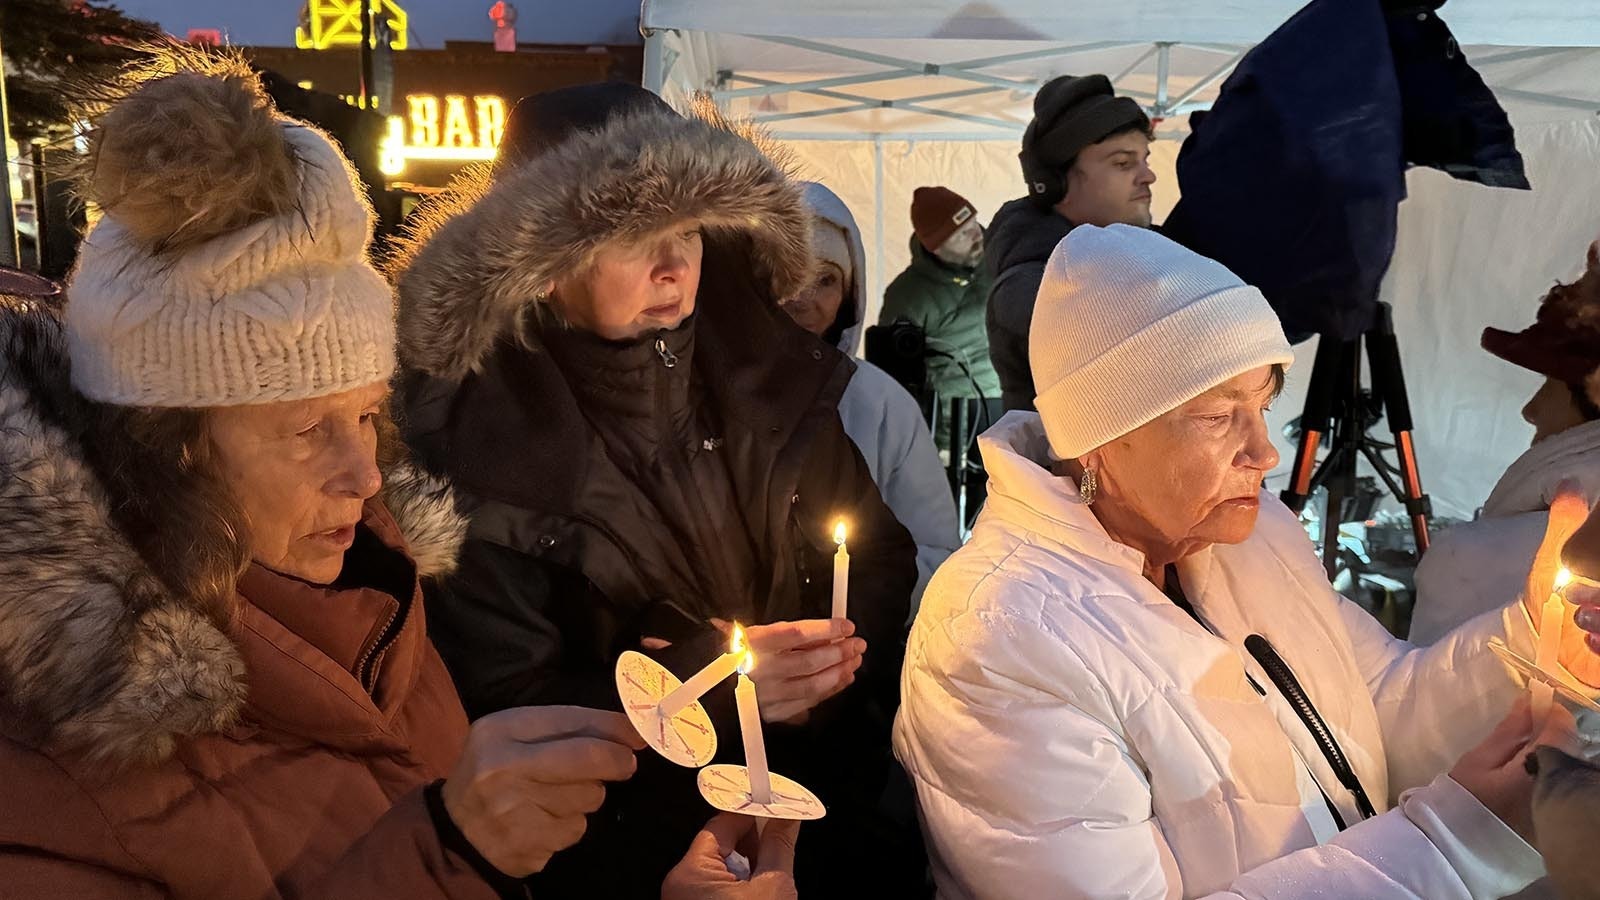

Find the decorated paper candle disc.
[
  {"left": 1489, "top": 639, "right": 1600, "bottom": 715},
  {"left": 616, "top": 650, "right": 718, "bottom": 767},
  {"left": 697, "top": 764, "right": 827, "bottom": 821}
]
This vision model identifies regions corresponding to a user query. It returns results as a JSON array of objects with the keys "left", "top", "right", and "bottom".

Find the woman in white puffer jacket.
[{"left": 895, "top": 225, "right": 1588, "bottom": 900}]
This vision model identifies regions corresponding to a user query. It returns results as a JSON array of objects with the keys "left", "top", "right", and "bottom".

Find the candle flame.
[
  {"left": 834, "top": 520, "right": 848, "bottom": 546},
  {"left": 1556, "top": 567, "right": 1574, "bottom": 590},
  {"left": 739, "top": 649, "right": 754, "bottom": 675},
  {"left": 730, "top": 623, "right": 746, "bottom": 655}
]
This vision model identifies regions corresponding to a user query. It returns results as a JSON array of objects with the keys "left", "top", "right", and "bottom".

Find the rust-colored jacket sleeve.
[
  {"left": 0, "top": 766, "right": 513, "bottom": 900},
  {"left": 296, "top": 786, "right": 519, "bottom": 900}
]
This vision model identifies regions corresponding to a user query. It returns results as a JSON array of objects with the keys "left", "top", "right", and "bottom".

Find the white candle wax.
[
  {"left": 658, "top": 649, "right": 743, "bottom": 719},
  {"left": 1532, "top": 569, "right": 1573, "bottom": 723},
  {"left": 735, "top": 658, "right": 772, "bottom": 805},
  {"left": 832, "top": 521, "right": 850, "bottom": 621}
]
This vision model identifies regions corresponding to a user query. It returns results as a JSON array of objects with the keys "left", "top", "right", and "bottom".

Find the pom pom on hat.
[
  {"left": 84, "top": 56, "right": 298, "bottom": 254},
  {"left": 66, "top": 49, "right": 396, "bottom": 408}
]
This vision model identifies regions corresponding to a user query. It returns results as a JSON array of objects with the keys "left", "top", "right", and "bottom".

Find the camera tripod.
[{"left": 1280, "top": 303, "right": 1432, "bottom": 577}]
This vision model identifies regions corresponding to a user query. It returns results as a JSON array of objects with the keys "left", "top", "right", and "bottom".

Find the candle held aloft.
[
  {"left": 735, "top": 650, "right": 772, "bottom": 804},
  {"left": 832, "top": 520, "right": 850, "bottom": 621},
  {"left": 1532, "top": 567, "right": 1573, "bottom": 722},
  {"left": 658, "top": 625, "right": 746, "bottom": 719}
]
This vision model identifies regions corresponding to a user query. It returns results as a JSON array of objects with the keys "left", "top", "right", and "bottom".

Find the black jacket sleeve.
[
  {"left": 426, "top": 537, "right": 737, "bottom": 719},
  {"left": 423, "top": 538, "right": 616, "bottom": 718},
  {"left": 985, "top": 260, "right": 1046, "bottom": 413}
]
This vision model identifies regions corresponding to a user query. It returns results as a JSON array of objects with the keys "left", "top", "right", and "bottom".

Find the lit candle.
[
  {"left": 1532, "top": 567, "right": 1573, "bottom": 722},
  {"left": 832, "top": 520, "right": 850, "bottom": 621},
  {"left": 658, "top": 626, "right": 746, "bottom": 719},
  {"left": 736, "top": 648, "right": 772, "bottom": 805}
]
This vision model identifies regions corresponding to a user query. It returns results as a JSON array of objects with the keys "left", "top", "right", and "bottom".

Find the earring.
[
  {"left": 1078, "top": 467, "right": 1098, "bottom": 505},
  {"left": 535, "top": 289, "right": 550, "bottom": 301}
]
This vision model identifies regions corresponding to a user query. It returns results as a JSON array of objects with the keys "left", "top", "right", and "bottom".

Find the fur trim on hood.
[
  {"left": 0, "top": 299, "right": 466, "bottom": 767},
  {"left": 390, "top": 105, "right": 813, "bottom": 381}
]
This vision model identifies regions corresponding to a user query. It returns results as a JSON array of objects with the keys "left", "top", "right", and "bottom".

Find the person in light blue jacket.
[{"left": 783, "top": 182, "right": 961, "bottom": 613}]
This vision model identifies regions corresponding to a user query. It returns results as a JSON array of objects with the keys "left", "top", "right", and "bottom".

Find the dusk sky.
[{"left": 114, "top": 0, "right": 645, "bottom": 48}]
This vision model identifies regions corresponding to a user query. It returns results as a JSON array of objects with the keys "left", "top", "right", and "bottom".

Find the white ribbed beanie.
[
  {"left": 1030, "top": 224, "right": 1293, "bottom": 460},
  {"left": 66, "top": 67, "right": 395, "bottom": 408}
]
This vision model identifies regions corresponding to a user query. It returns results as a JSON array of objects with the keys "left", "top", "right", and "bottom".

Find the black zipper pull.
[{"left": 654, "top": 336, "right": 678, "bottom": 368}]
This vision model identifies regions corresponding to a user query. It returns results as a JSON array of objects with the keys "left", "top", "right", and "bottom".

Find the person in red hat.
[
  {"left": 880, "top": 186, "right": 1000, "bottom": 450},
  {"left": 1409, "top": 241, "right": 1600, "bottom": 644}
]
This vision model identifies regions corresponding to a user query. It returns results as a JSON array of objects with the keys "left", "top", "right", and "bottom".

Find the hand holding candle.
[
  {"left": 831, "top": 520, "right": 850, "bottom": 621},
  {"left": 709, "top": 618, "right": 865, "bottom": 724}
]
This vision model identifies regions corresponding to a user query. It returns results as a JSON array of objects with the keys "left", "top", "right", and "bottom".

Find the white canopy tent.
[{"left": 640, "top": 0, "right": 1600, "bottom": 519}]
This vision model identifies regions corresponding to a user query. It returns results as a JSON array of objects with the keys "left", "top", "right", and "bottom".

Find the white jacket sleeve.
[
  {"left": 898, "top": 604, "right": 1542, "bottom": 900},
  {"left": 1334, "top": 594, "right": 1537, "bottom": 796},
  {"left": 1408, "top": 512, "right": 1547, "bottom": 645},
  {"left": 1226, "top": 775, "right": 1543, "bottom": 900}
]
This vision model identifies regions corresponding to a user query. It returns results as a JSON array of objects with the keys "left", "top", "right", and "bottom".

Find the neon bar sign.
[{"left": 381, "top": 94, "right": 507, "bottom": 176}]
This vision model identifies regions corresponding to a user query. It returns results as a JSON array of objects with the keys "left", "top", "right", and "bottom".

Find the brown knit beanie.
[
  {"left": 911, "top": 186, "right": 977, "bottom": 252},
  {"left": 1482, "top": 241, "right": 1600, "bottom": 410}
]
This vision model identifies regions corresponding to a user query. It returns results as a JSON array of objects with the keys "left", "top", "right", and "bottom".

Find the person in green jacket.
[{"left": 880, "top": 187, "right": 1001, "bottom": 450}]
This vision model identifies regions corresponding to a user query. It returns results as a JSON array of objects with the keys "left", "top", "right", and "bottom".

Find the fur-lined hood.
[
  {"left": 0, "top": 299, "right": 465, "bottom": 767},
  {"left": 390, "top": 104, "right": 813, "bottom": 381}
]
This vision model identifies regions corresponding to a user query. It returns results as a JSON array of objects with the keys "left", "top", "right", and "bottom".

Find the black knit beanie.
[
  {"left": 497, "top": 82, "right": 676, "bottom": 169},
  {"left": 1021, "top": 74, "right": 1149, "bottom": 171}
]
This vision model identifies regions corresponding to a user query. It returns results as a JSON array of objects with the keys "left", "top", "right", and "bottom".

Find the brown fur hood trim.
[
  {"left": 0, "top": 300, "right": 465, "bottom": 766},
  {"left": 379, "top": 460, "right": 468, "bottom": 580},
  {"left": 389, "top": 105, "right": 813, "bottom": 381},
  {"left": 0, "top": 298, "right": 244, "bottom": 766}
]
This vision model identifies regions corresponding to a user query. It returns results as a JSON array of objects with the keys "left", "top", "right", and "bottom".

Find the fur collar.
[
  {"left": 0, "top": 299, "right": 465, "bottom": 767},
  {"left": 390, "top": 106, "right": 813, "bottom": 381}
]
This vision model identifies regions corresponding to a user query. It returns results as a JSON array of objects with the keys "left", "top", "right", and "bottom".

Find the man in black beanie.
[{"left": 986, "top": 74, "right": 1154, "bottom": 411}]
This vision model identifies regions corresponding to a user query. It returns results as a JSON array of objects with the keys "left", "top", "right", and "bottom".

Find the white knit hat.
[
  {"left": 66, "top": 65, "right": 395, "bottom": 408},
  {"left": 810, "top": 218, "right": 854, "bottom": 285},
  {"left": 1030, "top": 224, "right": 1293, "bottom": 460}
]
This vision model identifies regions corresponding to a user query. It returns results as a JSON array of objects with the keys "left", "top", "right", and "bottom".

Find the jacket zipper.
[
  {"left": 1163, "top": 570, "right": 1369, "bottom": 831},
  {"left": 651, "top": 334, "right": 743, "bottom": 618},
  {"left": 356, "top": 602, "right": 404, "bottom": 691},
  {"left": 654, "top": 337, "right": 678, "bottom": 368},
  {"left": 1244, "top": 634, "right": 1377, "bottom": 820}
]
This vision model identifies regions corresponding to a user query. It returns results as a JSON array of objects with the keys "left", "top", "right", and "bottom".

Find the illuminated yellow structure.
[
  {"left": 295, "top": 0, "right": 408, "bottom": 51},
  {"left": 380, "top": 94, "right": 507, "bottom": 176}
]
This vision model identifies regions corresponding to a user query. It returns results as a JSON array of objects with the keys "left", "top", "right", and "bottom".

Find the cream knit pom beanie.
[
  {"left": 66, "top": 56, "right": 395, "bottom": 408},
  {"left": 1030, "top": 224, "right": 1293, "bottom": 460}
]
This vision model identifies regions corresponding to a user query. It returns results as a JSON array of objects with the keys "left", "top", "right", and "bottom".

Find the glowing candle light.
[
  {"left": 658, "top": 625, "right": 745, "bottom": 719},
  {"left": 735, "top": 647, "right": 772, "bottom": 805},
  {"left": 832, "top": 520, "right": 850, "bottom": 621}
]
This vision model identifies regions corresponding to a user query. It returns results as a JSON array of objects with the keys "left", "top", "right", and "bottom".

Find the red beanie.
[{"left": 911, "top": 186, "right": 977, "bottom": 252}]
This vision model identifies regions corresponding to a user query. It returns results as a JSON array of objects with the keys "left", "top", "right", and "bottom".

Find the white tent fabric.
[{"left": 641, "top": 0, "right": 1600, "bottom": 519}]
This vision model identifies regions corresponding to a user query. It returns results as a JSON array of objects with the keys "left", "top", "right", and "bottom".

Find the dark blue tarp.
[{"left": 1161, "top": 0, "right": 1528, "bottom": 343}]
